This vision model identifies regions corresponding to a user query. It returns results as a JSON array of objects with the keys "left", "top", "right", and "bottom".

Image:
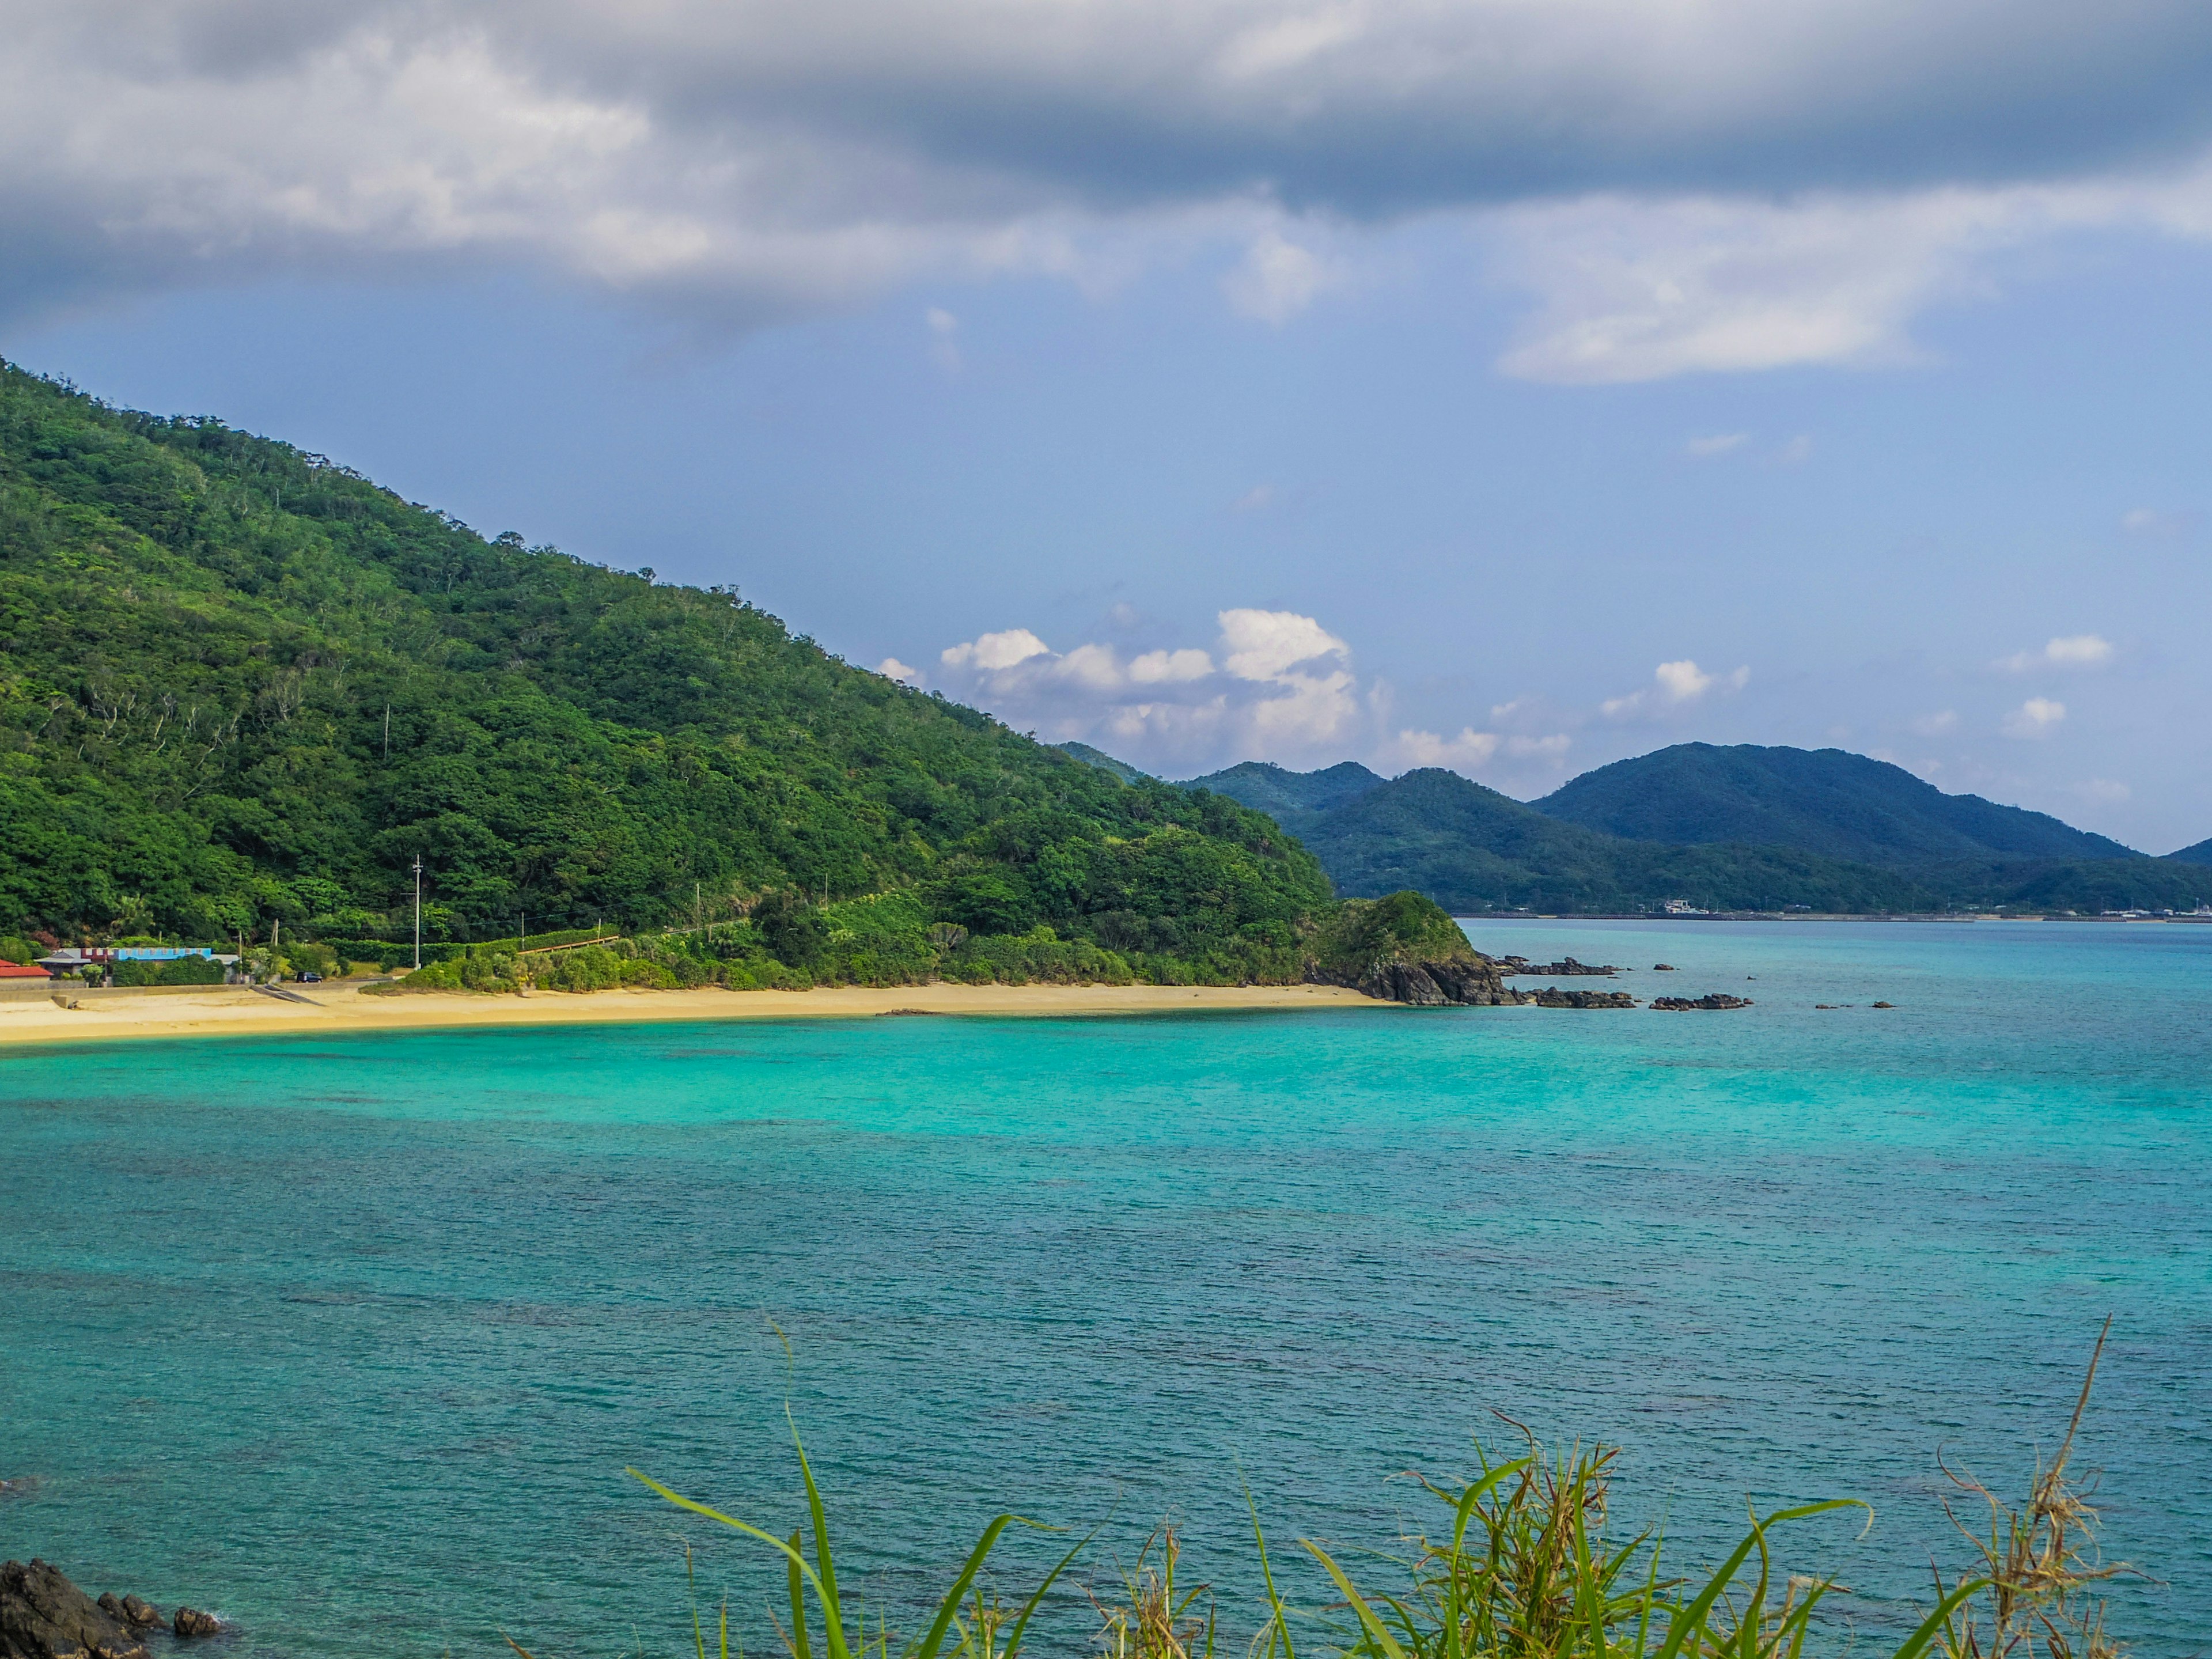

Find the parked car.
[{"left": 298, "top": 971, "right": 324, "bottom": 983}]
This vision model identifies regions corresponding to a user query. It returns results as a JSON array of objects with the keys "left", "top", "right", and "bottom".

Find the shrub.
[{"left": 109, "top": 955, "right": 226, "bottom": 986}]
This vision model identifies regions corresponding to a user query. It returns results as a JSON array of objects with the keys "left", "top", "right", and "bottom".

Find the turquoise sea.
[{"left": 2, "top": 920, "right": 2207, "bottom": 1653}]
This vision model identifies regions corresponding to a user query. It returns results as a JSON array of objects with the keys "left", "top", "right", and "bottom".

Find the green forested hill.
[
  {"left": 1179, "top": 760, "right": 1385, "bottom": 835},
  {"left": 1272, "top": 768, "right": 1931, "bottom": 912},
  {"left": 1533, "top": 742, "right": 2138, "bottom": 863},
  {"left": 0, "top": 363, "right": 1332, "bottom": 980},
  {"left": 1183, "top": 758, "right": 2212, "bottom": 915}
]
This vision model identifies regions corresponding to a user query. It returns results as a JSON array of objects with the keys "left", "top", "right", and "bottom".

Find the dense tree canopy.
[{"left": 0, "top": 362, "right": 1331, "bottom": 978}]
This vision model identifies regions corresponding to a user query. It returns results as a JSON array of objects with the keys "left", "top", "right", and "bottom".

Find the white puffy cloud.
[
  {"left": 932, "top": 608, "right": 1359, "bottom": 768},
  {"left": 1128, "top": 648, "right": 1214, "bottom": 684},
  {"left": 1995, "top": 634, "right": 2113, "bottom": 672},
  {"left": 1217, "top": 608, "right": 1349, "bottom": 681},
  {"left": 1601, "top": 658, "right": 1749, "bottom": 718},
  {"left": 2003, "top": 696, "right": 2067, "bottom": 737},
  {"left": 1908, "top": 709, "right": 1959, "bottom": 736},
  {"left": 877, "top": 657, "right": 921, "bottom": 683},
  {"left": 941, "top": 628, "right": 1051, "bottom": 672},
  {"left": 1391, "top": 727, "right": 1501, "bottom": 770},
  {"left": 16, "top": 2, "right": 2212, "bottom": 377},
  {"left": 930, "top": 607, "right": 1597, "bottom": 779}
]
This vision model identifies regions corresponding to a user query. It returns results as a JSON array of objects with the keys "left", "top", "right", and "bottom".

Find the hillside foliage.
[{"left": 0, "top": 363, "right": 1333, "bottom": 980}]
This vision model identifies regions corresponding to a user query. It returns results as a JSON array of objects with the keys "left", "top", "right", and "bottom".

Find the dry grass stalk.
[
  {"left": 1090, "top": 1525, "right": 1215, "bottom": 1659},
  {"left": 1931, "top": 1319, "right": 2131, "bottom": 1659}
]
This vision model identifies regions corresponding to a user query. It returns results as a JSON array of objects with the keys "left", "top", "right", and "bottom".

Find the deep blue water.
[{"left": 1, "top": 919, "right": 2206, "bottom": 1654}]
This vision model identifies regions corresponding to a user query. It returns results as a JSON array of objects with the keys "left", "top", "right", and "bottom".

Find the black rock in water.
[
  {"left": 1650, "top": 994, "right": 1753, "bottom": 1011},
  {"left": 1531, "top": 987, "right": 1637, "bottom": 1008},
  {"left": 0, "top": 1560, "right": 150, "bottom": 1659},
  {"left": 1502, "top": 956, "right": 1619, "bottom": 977},
  {"left": 87, "top": 1600, "right": 155, "bottom": 1632},
  {"left": 172, "top": 1608, "right": 219, "bottom": 1640}
]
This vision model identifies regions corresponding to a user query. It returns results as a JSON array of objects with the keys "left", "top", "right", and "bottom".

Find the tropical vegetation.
[
  {"left": 546, "top": 1330, "right": 2130, "bottom": 1659},
  {"left": 0, "top": 362, "right": 1348, "bottom": 985}
]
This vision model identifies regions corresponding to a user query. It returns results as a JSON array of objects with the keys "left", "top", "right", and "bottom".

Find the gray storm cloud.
[{"left": 10, "top": 0, "right": 2212, "bottom": 372}]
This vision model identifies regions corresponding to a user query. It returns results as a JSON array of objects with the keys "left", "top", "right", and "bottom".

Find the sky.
[{"left": 5, "top": 1, "right": 2211, "bottom": 851}]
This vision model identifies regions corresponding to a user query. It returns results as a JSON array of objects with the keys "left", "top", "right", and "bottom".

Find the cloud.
[
  {"left": 17, "top": 2, "right": 2212, "bottom": 372},
  {"left": 1907, "top": 709, "right": 1959, "bottom": 736},
  {"left": 1217, "top": 608, "right": 1349, "bottom": 681},
  {"left": 1222, "top": 230, "right": 1337, "bottom": 323},
  {"left": 2003, "top": 696, "right": 2067, "bottom": 737},
  {"left": 2120, "top": 506, "right": 2191, "bottom": 537},
  {"left": 1685, "top": 433, "right": 1749, "bottom": 456},
  {"left": 877, "top": 656, "right": 921, "bottom": 683},
  {"left": 1128, "top": 648, "right": 1214, "bottom": 683},
  {"left": 1391, "top": 728, "right": 1500, "bottom": 769},
  {"left": 1995, "top": 634, "right": 2113, "bottom": 671},
  {"left": 1603, "top": 658, "right": 1749, "bottom": 718},
  {"left": 1232, "top": 484, "right": 1274, "bottom": 513},
  {"left": 1489, "top": 168, "right": 2212, "bottom": 383},
  {"left": 2073, "top": 777, "right": 2131, "bottom": 803},
  {"left": 933, "top": 608, "right": 1360, "bottom": 766},
  {"left": 925, "top": 306, "right": 960, "bottom": 369},
  {"left": 941, "top": 627, "right": 1051, "bottom": 671}
]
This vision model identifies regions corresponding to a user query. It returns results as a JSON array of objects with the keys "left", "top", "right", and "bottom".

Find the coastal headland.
[{"left": 0, "top": 979, "right": 1384, "bottom": 1047}]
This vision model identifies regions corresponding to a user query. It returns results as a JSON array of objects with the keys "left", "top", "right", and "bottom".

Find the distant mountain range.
[{"left": 1056, "top": 741, "right": 2212, "bottom": 915}]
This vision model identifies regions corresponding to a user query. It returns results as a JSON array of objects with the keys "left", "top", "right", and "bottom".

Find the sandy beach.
[{"left": 0, "top": 979, "right": 1385, "bottom": 1047}]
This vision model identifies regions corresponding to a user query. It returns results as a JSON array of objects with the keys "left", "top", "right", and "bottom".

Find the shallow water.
[{"left": 1, "top": 919, "right": 2206, "bottom": 1653}]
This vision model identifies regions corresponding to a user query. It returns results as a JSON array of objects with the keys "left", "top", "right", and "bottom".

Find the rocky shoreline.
[{"left": 1, "top": 1559, "right": 219, "bottom": 1659}]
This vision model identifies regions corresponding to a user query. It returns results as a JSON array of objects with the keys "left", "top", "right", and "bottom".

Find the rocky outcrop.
[
  {"left": 172, "top": 1609, "right": 219, "bottom": 1640},
  {"left": 1531, "top": 987, "right": 1637, "bottom": 1008},
  {"left": 90, "top": 1601, "right": 157, "bottom": 1635},
  {"left": 1354, "top": 957, "right": 1531, "bottom": 1006},
  {"left": 1651, "top": 994, "right": 1753, "bottom": 1010},
  {"left": 1306, "top": 892, "right": 1533, "bottom": 1006},
  {"left": 1, "top": 1560, "right": 150, "bottom": 1659},
  {"left": 1498, "top": 956, "right": 1620, "bottom": 976}
]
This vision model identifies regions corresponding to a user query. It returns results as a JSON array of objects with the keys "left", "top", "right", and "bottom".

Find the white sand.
[{"left": 0, "top": 979, "right": 1386, "bottom": 1047}]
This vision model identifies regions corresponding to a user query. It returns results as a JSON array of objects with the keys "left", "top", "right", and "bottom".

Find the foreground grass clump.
[{"left": 516, "top": 1332, "right": 2128, "bottom": 1659}]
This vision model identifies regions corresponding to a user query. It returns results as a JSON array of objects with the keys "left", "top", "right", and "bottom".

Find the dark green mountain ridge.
[
  {"left": 1535, "top": 743, "right": 2137, "bottom": 864},
  {"left": 1180, "top": 748, "right": 2212, "bottom": 914}
]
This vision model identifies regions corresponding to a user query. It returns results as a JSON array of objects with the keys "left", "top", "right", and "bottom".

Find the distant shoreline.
[
  {"left": 0, "top": 980, "right": 1384, "bottom": 1048},
  {"left": 1459, "top": 912, "right": 2209, "bottom": 923}
]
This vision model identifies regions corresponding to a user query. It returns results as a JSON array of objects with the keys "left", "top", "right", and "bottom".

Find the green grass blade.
[
  {"left": 790, "top": 1530, "right": 814, "bottom": 1659},
  {"left": 903, "top": 1513, "right": 1043, "bottom": 1659},
  {"left": 688, "top": 1541, "right": 709, "bottom": 1659},
  {"left": 626, "top": 1467, "right": 844, "bottom": 1638},
  {"left": 1297, "top": 1539, "right": 1410, "bottom": 1659},
  {"left": 1000, "top": 1522, "right": 1096, "bottom": 1658},
  {"left": 1887, "top": 1580, "right": 1989, "bottom": 1659},
  {"left": 1244, "top": 1482, "right": 1297, "bottom": 1659},
  {"left": 1652, "top": 1501, "right": 1867, "bottom": 1659},
  {"left": 785, "top": 1410, "right": 850, "bottom": 1659}
]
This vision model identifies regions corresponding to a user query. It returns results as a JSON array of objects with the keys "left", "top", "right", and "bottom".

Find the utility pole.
[{"left": 413, "top": 855, "right": 423, "bottom": 971}]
